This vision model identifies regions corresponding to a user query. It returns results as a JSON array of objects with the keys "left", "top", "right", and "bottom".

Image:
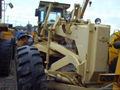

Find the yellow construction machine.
[
  {"left": 15, "top": 0, "right": 117, "bottom": 90},
  {"left": 0, "top": 24, "right": 14, "bottom": 77},
  {"left": 99, "top": 31, "right": 120, "bottom": 90},
  {"left": 0, "top": 0, "right": 15, "bottom": 77}
]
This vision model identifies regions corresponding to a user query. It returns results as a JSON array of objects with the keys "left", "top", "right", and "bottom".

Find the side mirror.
[
  {"left": 35, "top": 9, "right": 39, "bottom": 16},
  {"left": 114, "top": 41, "right": 120, "bottom": 49}
]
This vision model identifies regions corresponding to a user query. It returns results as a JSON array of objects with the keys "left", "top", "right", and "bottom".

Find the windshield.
[
  {"left": 48, "top": 12, "right": 61, "bottom": 22},
  {"left": 39, "top": 8, "right": 62, "bottom": 22}
]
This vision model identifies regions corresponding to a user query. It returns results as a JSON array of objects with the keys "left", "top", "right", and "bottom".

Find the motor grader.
[{"left": 15, "top": 0, "right": 114, "bottom": 90}]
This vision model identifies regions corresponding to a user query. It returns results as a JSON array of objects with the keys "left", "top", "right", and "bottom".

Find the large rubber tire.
[
  {"left": 16, "top": 45, "right": 47, "bottom": 90},
  {"left": 109, "top": 57, "right": 118, "bottom": 73},
  {"left": 0, "top": 39, "right": 12, "bottom": 77}
]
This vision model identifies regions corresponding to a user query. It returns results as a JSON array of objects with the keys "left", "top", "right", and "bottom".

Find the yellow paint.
[
  {"left": 109, "top": 32, "right": 120, "bottom": 46},
  {"left": 108, "top": 32, "right": 120, "bottom": 89},
  {"left": 109, "top": 32, "right": 120, "bottom": 64},
  {"left": 1, "top": 30, "right": 13, "bottom": 40},
  {"left": 113, "top": 51, "right": 120, "bottom": 90}
]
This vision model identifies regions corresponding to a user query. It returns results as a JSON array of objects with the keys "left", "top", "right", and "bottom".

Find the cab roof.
[{"left": 39, "top": 1, "right": 70, "bottom": 9}]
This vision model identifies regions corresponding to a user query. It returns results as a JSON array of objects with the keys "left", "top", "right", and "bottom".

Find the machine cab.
[
  {"left": 35, "top": 1, "right": 70, "bottom": 35},
  {"left": 39, "top": 7, "right": 62, "bottom": 22},
  {"left": 35, "top": 1, "right": 70, "bottom": 23}
]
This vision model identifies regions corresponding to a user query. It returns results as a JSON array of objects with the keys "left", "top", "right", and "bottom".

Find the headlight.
[{"left": 95, "top": 18, "right": 101, "bottom": 24}]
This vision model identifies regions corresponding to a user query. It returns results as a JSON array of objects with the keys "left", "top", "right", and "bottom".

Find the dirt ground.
[
  {"left": 0, "top": 60, "right": 112, "bottom": 90},
  {"left": 0, "top": 60, "right": 17, "bottom": 90}
]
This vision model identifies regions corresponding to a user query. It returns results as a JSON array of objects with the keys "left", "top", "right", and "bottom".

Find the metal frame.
[{"left": 34, "top": 0, "right": 111, "bottom": 89}]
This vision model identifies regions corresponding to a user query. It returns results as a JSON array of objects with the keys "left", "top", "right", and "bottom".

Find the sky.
[{"left": 3, "top": 0, "right": 120, "bottom": 33}]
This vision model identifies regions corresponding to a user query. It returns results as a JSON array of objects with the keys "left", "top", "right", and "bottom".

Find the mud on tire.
[{"left": 16, "top": 45, "right": 47, "bottom": 90}]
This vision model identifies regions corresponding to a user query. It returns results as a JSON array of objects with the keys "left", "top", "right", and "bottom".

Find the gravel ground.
[{"left": 0, "top": 60, "right": 17, "bottom": 90}]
